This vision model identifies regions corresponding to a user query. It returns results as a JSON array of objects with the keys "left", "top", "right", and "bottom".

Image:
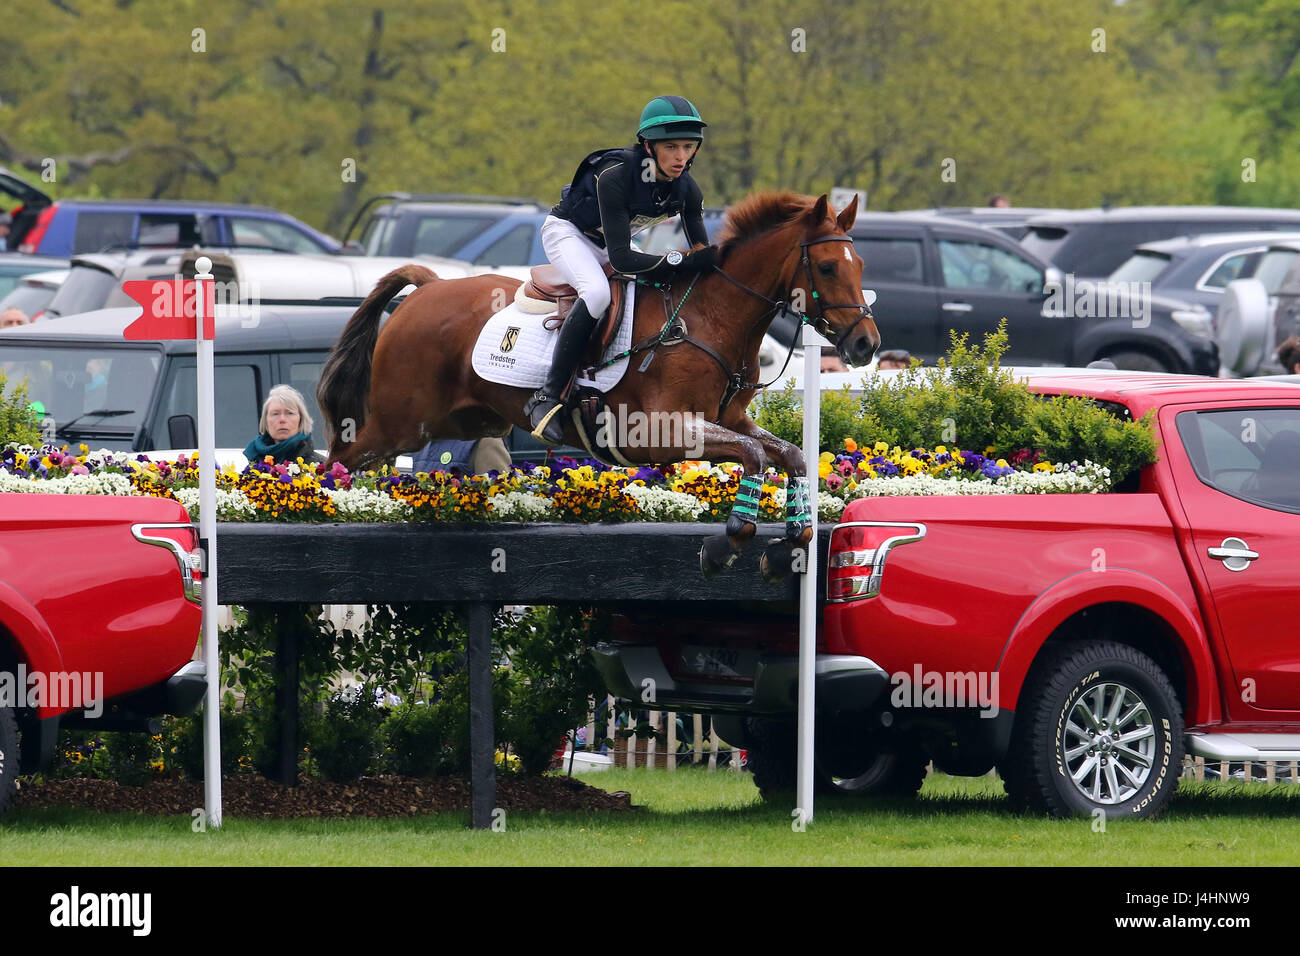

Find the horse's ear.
[
  {"left": 836, "top": 194, "right": 859, "bottom": 232},
  {"left": 807, "top": 194, "right": 830, "bottom": 226}
]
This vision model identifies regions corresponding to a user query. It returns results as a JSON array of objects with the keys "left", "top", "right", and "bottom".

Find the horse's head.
[{"left": 790, "top": 194, "right": 879, "bottom": 367}]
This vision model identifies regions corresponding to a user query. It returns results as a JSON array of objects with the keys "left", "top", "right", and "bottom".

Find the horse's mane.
[{"left": 714, "top": 190, "right": 814, "bottom": 259}]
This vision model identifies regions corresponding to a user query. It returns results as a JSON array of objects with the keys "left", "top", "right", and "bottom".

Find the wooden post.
[
  {"left": 693, "top": 714, "right": 703, "bottom": 765},
  {"left": 1194, "top": 756, "right": 1205, "bottom": 781},
  {"left": 1220, "top": 760, "right": 1229, "bottom": 781},
  {"left": 625, "top": 711, "right": 636, "bottom": 769},
  {"left": 466, "top": 603, "right": 495, "bottom": 830},
  {"left": 1244, "top": 759, "right": 1252, "bottom": 783},
  {"left": 667, "top": 711, "right": 677, "bottom": 771},
  {"left": 606, "top": 695, "right": 616, "bottom": 754},
  {"left": 1266, "top": 761, "right": 1276, "bottom": 784},
  {"left": 708, "top": 726, "right": 720, "bottom": 771},
  {"left": 647, "top": 711, "right": 659, "bottom": 769},
  {"left": 268, "top": 605, "right": 302, "bottom": 787},
  {"left": 585, "top": 698, "right": 596, "bottom": 753}
]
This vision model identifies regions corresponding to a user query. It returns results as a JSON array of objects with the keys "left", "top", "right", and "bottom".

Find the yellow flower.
[
  {"left": 985, "top": 445, "right": 996, "bottom": 456},
  {"left": 1033, "top": 461, "right": 1054, "bottom": 472},
  {"left": 819, "top": 451, "right": 833, "bottom": 465},
  {"left": 873, "top": 441, "right": 888, "bottom": 454},
  {"left": 818, "top": 461, "right": 832, "bottom": 479},
  {"left": 935, "top": 445, "right": 948, "bottom": 455},
  {"left": 996, "top": 458, "right": 1009, "bottom": 469}
]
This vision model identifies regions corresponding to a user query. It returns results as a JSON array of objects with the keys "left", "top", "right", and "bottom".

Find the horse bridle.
[{"left": 614, "top": 231, "right": 875, "bottom": 422}]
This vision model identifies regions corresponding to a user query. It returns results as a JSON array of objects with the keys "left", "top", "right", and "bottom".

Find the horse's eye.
[{"left": 818, "top": 262, "right": 836, "bottom": 276}]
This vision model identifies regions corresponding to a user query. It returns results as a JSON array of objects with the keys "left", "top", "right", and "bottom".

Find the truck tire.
[
  {"left": 1003, "top": 641, "right": 1183, "bottom": 819},
  {"left": 0, "top": 706, "right": 18, "bottom": 821},
  {"left": 1101, "top": 350, "right": 1170, "bottom": 373},
  {"left": 745, "top": 717, "right": 927, "bottom": 802}
]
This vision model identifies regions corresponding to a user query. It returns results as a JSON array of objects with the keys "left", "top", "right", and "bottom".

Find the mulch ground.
[{"left": 12, "top": 773, "right": 636, "bottom": 819}]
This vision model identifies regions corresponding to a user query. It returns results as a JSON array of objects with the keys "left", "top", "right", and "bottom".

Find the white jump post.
[
  {"left": 195, "top": 256, "right": 222, "bottom": 828},
  {"left": 796, "top": 325, "right": 823, "bottom": 825}
]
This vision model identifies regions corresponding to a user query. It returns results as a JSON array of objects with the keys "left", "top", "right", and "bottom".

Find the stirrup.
[{"left": 526, "top": 392, "right": 567, "bottom": 443}]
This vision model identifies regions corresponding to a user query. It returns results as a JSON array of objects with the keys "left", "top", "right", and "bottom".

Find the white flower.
[
  {"left": 323, "top": 486, "right": 412, "bottom": 521},
  {"left": 622, "top": 483, "right": 707, "bottom": 521},
  {"left": 488, "top": 490, "right": 554, "bottom": 521}
]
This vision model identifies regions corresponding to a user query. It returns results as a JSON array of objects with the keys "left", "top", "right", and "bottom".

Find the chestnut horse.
[{"left": 317, "top": 191, "right": 878, "bottom": 576}]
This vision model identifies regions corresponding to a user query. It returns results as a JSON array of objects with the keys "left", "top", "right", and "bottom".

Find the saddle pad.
[{"left": 471, "top": 282, "right": 636, "bottom": 392}]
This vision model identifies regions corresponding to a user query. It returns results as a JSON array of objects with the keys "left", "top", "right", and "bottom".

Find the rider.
[{"left": 525, "top": 95, "right": 719, "bottom": 443}]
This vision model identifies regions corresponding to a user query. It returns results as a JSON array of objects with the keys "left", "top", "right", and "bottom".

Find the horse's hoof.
[
  {"left": 760, "top": 539, "right": 796, "bottom": 584},
  {"left": 700, "top": 534, "right": 739, "bottom": 579},
  {"left": 785, "top": 523, "right": 814, "bottom": 546}
]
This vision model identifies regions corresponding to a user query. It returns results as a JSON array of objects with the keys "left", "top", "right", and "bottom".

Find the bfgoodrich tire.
[
  {"left": 1004, "top": 641, "right": 1183, "bottom": 819},
  {"left": 0, "top": 706, "right": 18, "bottom": 821}
]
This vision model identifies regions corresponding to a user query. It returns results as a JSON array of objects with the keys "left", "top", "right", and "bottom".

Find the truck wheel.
[
  {"left": 1004, "top": 641, "right": 1183, "bottom": 819},
  {"left": 745, "top": 717, "right": 927, "bottom": 801},
  {"left": 745, "top": 717, "right": 797, "bottom": 801},
  {"left": 0, "top": 706, "right": 18, "bottom": 821},
  {"left": 1101, "top": 350, "right": 1170, "bottom": 373}
]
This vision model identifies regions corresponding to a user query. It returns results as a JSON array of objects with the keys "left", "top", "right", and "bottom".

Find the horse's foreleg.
[
  {"left": 693, "top": 422, "right": 770, "bottom": 578},
  {"left": 726, "top": 417, "right": 815, "bottom": 583}
]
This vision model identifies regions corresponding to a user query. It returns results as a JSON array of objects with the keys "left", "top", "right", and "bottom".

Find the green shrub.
[
  {"left": 382, "top": 703, "right": 444, "bottom": 777},
  {"left": 165, "top": 710, "right": 250, "bottom": 780},
  {"left": 304, "top": 685, "right": 387, "bottom": 781},
  {"left": 751, "top": 323, "right": 1159, "bottom": 483},
  {"left": 0, "top": 368, "right": 41, "bottom": 447}
]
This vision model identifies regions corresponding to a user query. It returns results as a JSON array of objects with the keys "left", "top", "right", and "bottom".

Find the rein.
[{"left": 588, "top": 232, "right": 873, "bottom": 422}]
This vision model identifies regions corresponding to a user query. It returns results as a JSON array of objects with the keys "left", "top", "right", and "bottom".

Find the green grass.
[{"left": 4, "top": 769, "right": 1300, "bottom": 866}]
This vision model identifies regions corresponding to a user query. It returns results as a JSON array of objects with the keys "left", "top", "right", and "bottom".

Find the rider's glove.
[{"left": 673, "top": 245, "right": 719, "bottom": 275}]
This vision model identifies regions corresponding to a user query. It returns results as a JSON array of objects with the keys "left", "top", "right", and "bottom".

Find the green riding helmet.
[{"left": 637, "top": 95, "right": 707, "bottom": 142}]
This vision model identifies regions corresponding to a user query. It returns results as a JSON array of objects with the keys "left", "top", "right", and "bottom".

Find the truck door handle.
[
  {"left": 942, "top": 302, "right": 973, "bottom": 312},
  {"left": 1208, "top": 536, "right": 1259, "bottom": 572}
]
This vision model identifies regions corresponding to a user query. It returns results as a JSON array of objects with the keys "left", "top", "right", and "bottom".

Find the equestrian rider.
[{"left": 525, "top": 95, "right": 719, "bottom": 443}]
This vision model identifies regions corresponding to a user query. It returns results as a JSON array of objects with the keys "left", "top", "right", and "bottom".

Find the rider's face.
[{"left": 647, "top": 140, "right": 699, "bottom": 180}]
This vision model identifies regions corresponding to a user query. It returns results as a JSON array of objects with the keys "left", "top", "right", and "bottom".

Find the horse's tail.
[{"left": 317, "top": 265, "right": 440, "bottom": 451}]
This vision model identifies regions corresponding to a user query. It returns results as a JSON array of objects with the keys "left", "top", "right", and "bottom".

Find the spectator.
[
  {"left": 820, "top": 346, "right": 848, "bottom": 373},
  {"left": 1277, "top": 336, "right": 1300, "bottom": 375},
  {"left": 244, "top": 384, "right": 315, "bottom": 463},
  {"left": 876, "top": 349, "right": 913, "bottom": 370},
  {"left": 0, "top": 308, "right": 28, "bottom": 329},
  {"left": 988, "top": 194, "right": 1010, "bottom": 208},
  {"left": 409, "top": 436, "right": 511, "bottom": 476}
]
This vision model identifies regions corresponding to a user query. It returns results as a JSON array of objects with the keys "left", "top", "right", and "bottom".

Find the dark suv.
[
  {"left": 344, "top": 193, "right": 549, "bottom": 266},
  {"left": 1020, "top": 206, "right": 1300, "bottom": 279},
  {"left": 762, "top": 213, "right": 1219, "bottom": 374}
]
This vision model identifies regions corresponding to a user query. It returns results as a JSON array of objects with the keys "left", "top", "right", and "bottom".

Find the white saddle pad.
[{"left": 471, "top": 283, "right": 636, "bottom": 392}]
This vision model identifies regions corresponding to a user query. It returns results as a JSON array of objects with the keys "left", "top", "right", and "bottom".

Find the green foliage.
[
  {"left": 752, "top": 323, "right": 1159, "bottom": 485},
  {"left": 381, "top": 703, "right": 445, "bottom": 777},
  {"left": 0, "top": 369, "right": 41, "bottom": 448},
  {"left": 304, "top": 685, "right": 388, "bottom": 782},
  {"left": 165, "top": 710, "right": 250, "bottom": 781}
]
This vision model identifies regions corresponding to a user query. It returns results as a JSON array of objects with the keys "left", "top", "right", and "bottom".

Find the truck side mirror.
[{"left": 167, "top": 414, "right": 198, "bottom": 449}]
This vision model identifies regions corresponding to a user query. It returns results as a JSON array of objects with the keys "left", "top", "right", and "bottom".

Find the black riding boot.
[{"left": 525, "top": 298, "right": 601, "bottom": 444}]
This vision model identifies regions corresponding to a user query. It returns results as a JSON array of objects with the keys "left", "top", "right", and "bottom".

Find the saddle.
[{"left": 515, "top": 262, "right": 627, "bottom": 366}]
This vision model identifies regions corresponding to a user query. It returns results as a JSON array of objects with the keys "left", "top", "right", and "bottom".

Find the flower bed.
[{"left": 0, "top": 441, "right": 1113, "bottom": 524}]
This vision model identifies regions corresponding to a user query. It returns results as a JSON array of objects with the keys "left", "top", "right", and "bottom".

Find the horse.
[{"left": 317, "top": 191, "right": 878, "bottom": 578}]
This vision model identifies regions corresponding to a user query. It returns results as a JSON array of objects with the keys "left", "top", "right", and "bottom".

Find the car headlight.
[{"left": 1170, "top": 306, "right": 1214, "bottom": 337}]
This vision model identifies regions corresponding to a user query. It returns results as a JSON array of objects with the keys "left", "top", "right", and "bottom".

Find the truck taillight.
[
  {"left": 826, "top": 521, "right": 926, "bottom": 603},
  {"left": 131, "top": 522, "right": 203, "bottom": 604}
]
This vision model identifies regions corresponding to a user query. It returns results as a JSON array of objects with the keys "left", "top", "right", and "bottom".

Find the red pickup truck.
[
  {"left": 0, "top": 493, "right": 204, "bottom": 818},
  {"left": 597, "top": 370, "right": 1300, "bottom": 818}
]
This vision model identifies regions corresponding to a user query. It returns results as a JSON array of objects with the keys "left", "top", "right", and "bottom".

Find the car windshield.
[
  {"left": 43, "top": 265, "right": 118, "bottom": 318},
  {"left": 0, "top": 343, "right": 162, "bottom": 450},
  {"left": 1255, "top": 249, "right": 1299, "bottom": 295},
  {"left": 1109, "top": 250, "right": 1172, "bottom": 285},
  {"left": 0, "top": 282, "right": 58, "bottom": 317},
  {"left": 1020, "top": 226, "right": 1069, "bottom": 265}
]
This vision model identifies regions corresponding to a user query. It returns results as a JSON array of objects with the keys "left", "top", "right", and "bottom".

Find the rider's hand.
[{"left": 674, "top": 245, "right": 719, "bottom": 274}]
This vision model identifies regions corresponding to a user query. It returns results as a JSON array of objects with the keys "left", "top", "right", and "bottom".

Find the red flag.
[{"left": 122, "top": 279, "right": 216, "bottom": 340}]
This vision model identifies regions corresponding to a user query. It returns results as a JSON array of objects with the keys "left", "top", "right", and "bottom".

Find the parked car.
[
  {"left": 0, "top": 268, "right": 67, "bottom": 320},
  {"left": 896, "top": 207, "right": 1068, "bottom": 240},
  {"left": 1020, "top": 206, "right": 1300, "bottom": 280},
  {"left": 1, "top": 167, "right": 340, "bottom": 256},
  {"left": 0, "top": 303, "right": 587, "bottom": 465},
  {"left": 601, "top": 369, "right": 1300, "bottom": 818},
  {"left": 343, "top": 193, "right": 550, "bottom": 267},
  {"left": 34, "top": 248, "right": 482, "bottom": 322},
  {"left": 0, "top": 251, "right": 69, "bottom": 299},
  {"left": 0, "top": 492, "right": 203, "bottom": 819},
  {"left": 783, "top": 212, "right": 1217, "bottom": 374},
  {"left": 1105, "top": 231, "right": 1300, "bottom": 313},
  {"left": 1216, "top": 238, "right": 1300, "bottom": 376}
]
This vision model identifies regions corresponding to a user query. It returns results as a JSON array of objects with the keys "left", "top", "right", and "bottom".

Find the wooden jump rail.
[{"left": 216, "top": 521, "right": 824, "bottom": 828}]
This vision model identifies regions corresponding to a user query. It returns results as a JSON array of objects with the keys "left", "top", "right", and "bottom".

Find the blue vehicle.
[
  {"left": 344, "top": 193, "right": 551, "bottom": 266},
  {"left": 1, "top": 167, "right": 339, "bottom": 257}
]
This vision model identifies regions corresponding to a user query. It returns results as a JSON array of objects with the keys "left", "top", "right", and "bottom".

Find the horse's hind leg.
[{"left": 691, "top": 422, "right": 769, "bottom": 578}]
